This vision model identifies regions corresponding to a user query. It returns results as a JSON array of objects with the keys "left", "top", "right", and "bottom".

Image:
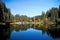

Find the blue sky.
[{"left": 3, "top": 0, "right": 60, "bottom": 17}]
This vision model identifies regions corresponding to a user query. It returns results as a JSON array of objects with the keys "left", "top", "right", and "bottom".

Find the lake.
[{"left": 0, "top": 24, "right": 60, "bottom": 40}]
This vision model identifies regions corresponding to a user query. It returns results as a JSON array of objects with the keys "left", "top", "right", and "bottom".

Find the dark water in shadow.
[
  {"left": 0, "top": 25, "right": 10, "bottom": 40},
  {"left": 0, "top": 24, "right": 60, "bottom": 40}
]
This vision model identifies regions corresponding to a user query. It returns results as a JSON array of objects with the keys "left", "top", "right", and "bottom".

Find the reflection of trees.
[
  {"left": 47, "top": 25, "right": 60, "bottom": 38},
  {"left": 0, "top": 25, "right": 10, "bottom": 40},
  {"left": 10, "top": 24, "right": 31, "bottom": 32},
  {"left": 10, "top": 24, "right": 46, "bottom": 32},
  {"left": 10, "top": 24, "right": 15, "bottom": 31},
  {"left": 47, "top": 28, "right": 60, "bottom": 38},
  {"left": 14, "top": 25, "right": 21, "bottom": 31},
  {"left": 10, "top": 24, "right": 47, "bottom": 32}
]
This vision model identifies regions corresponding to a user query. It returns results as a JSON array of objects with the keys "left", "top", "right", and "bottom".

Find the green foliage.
[
  {"left": 46, "top": 7, "right": 58, "bottom": 24},
  {"left": 0, "top": 0, "right": 60, "bottom": 24}
]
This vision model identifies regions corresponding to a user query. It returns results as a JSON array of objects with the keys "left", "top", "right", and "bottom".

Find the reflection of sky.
[
  {"left": 9, "top": 28, "right": 54, "bottom": 40},
  {"left": 3, "top": 0, "right": 60, "bottom": 17}
]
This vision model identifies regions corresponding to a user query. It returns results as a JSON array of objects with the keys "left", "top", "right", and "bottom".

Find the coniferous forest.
[{"left": 0, "top": 0, "right": 60, "bottom": 25}]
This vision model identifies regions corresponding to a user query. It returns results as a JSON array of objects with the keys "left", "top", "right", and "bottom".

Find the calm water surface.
[
  {"left": 9, "top": 27, "right": 60, "bottom": 40},
  {"left": 0, "top": 25, "right": 60, "bottom": 40}
]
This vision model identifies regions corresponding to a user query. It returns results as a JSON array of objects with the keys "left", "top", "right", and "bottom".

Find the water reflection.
[
  {"left": 0, "top": 24, "right": 60, "bottom": 40},
  {"left": 10, "top": 24, "right": 44, "bottom": 32},
  {"left": 47, "top": 28, "right": 60, "bottom": 38},
  {"left": 10, "top": 24, "right": 30, "bottom": 32},
  {"left": 10, "top": 24, "right": 60, "bottom": 40},
  {"left": 0, "top": 25, "right": 10, "bottom": 40}
]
